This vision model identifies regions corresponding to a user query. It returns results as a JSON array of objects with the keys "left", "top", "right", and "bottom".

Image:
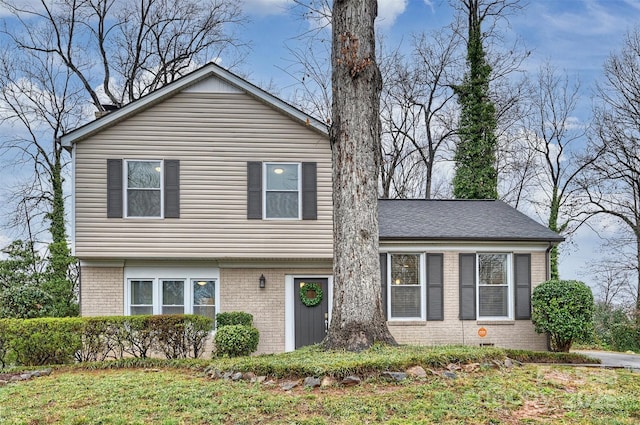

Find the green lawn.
[{"left": 1, "top": 346, "right": 638, "bottom": 424}]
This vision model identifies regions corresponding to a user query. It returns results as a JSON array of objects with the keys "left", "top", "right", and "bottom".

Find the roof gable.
[
  {"left": 61, "top": 63, "right": 328, "bottom": 147},
  {"left": 379, "top": 199, "right": 564, "bottom": 243}
]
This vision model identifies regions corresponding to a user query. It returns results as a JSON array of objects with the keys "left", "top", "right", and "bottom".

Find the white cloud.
[{"left": 377, "top": 0, "right": 408, "bottom": 29}]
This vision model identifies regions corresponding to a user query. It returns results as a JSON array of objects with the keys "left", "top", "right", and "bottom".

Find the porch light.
[
  {"left": 259, "top": 274, "right": 266, "bottom": 289},
  {"left": 273, "top": 168, "right": 284, "bottom": 174},
  {"left": 196, "top": 281, "right": 208, "bottom": 286}
]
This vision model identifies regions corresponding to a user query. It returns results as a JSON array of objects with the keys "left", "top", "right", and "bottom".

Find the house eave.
[
  {"left": 61, "top": 63, "right": 328, "bottom": 148},
  {"left": 379, "top": 236, "right": 565, "bottom": 244}
]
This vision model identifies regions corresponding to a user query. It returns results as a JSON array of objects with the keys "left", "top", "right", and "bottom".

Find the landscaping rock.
[
  {"left": 443, "top": 371, "right": 457, "bottom": 380},
  {"left": 406, "top": 366, "right": 427, "bottom": 378},
  {"left": 280, "top": 380, "right": 299, "bottom": 391},
  {"left": 242, "top": 372, "right": 256, "bottom": 381},
  {"left": 0, "top": 380, "right": 7, "bottom": 386},
  {"left": 504, "top": 358, "right": 514, "bottom": 368},
  {"left": 209, "top": 369, "right": 223, "bottom": 379},
  {"left": 251, "top": 376, "right": 267, "bottom": 384},
  {"left": 341, "top": 376, "right": 361, "bottom": 386},
  {"left": 303, "top": 377, "right": 321, "bottom": 389},
  {"left": 381, "top": 371, "right": 407, "bottom": 382},
  {"left": 222, "top": 371, "right": 234, "bottom": 380},
  {"left": 231, "top": 372, "right": 244, "bottom": 381}
]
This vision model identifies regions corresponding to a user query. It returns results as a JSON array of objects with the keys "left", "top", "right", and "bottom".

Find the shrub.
[
  {"left": 590, "top": 303, "right": 640, "bottom": 352},
  {"left": 214, "top": 324, "right": 259, "bottom": 357},
  {"left": 3, "top": 317, "right": 83, "bottom": 366},
  {"left": 216, "top": 311, "right": 253, "bottom": 328},
  {"left": 153, "top": 315, "right": 213, "bottom": 359},
  {"left": 532, "top": 279, "right": 594, "bottom": 352}
]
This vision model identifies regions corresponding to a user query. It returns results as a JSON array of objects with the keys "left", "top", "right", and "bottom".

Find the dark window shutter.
[
  {"left": 514, "top": 254, "right": 532, "bottom": 320},
  {"left": 380, "top": 253, "right": 388, "bottom": 320},
  {"left": 427, "top": 253, "right": 444, "bottom": 321},
  {"left": 247, "top": 162, "right": 262, "bottom": 219},
  {"left": 164, "top": 160, "right": 180, "bottom": 218},
  {"left": 301, "top": 162, "right": 317, "bottom": 220},
  {"left": 459, "top": 253, "right": 476, "bottom": 320},
  {"left": 107, "top": 159, "right": 123, "bottom": 218}
]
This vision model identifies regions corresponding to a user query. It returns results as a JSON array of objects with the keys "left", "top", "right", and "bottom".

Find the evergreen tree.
[{"left": 452, "top": 0, "right": 498, "bottom": 200}]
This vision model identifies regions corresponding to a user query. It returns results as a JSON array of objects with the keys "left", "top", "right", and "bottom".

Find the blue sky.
[{"left": 237, "top": 0, "right": 640, "bottom": 289}]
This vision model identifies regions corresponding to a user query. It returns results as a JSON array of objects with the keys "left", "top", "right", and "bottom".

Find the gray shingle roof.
[{"left": 378, "top": 199, "right": 564, "bottom": 242}]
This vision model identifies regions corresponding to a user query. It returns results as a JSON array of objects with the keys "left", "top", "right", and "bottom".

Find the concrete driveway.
[{"left": 574, "top": 350, "right": 640, "bottom": 371}]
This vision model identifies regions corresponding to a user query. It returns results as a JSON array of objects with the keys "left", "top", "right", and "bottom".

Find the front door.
[{"left": 294, "top": 277, "right": 329, "bottom": 349}]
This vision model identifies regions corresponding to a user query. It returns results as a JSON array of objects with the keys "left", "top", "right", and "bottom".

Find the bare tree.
[
  {"left": 379, "top": 29, "right": 461, "bottom": 199},
  {"left": 324, "top": 0, "right": 396, "bottom": 351},
  {"left": 520, "top": 62, "right": 594, "bottom": 279},
  {"left": 1, "top": 0, "right": 245, "bottom": 110},
  {"left": 584, "top": 27, "right": 640, "bottom": 314}
]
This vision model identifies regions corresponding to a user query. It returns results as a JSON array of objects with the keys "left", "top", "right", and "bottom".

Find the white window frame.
[
  {"left": 124, "top": 265, "right": 220, "bottom": 321},
  {"left": 387, "top": 253, "right": 426, "bottom": 321},
  {"left": 476, "top": 252, "right": 513, "bottom": 320},
  {"left": 124, "top": 159, "right": 164, "bottom": 218},
  {"left": 263, "top": 162, "right": 301, "bottom": 220}
]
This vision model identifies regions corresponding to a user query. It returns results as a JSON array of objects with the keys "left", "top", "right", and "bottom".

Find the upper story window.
[
  {"left": 126, "top": 160, "right": 163, "bottom": 218},
  {"left": 477, "top": 253, "right": 511, "bottom": 319},
  {"left": 264, "top": 163, "right": 300, "bottom": 219}
]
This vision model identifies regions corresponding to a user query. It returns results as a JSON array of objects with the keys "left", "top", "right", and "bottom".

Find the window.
[
  {"left": 193, "top": 280, "right": 216, "bottom": 321},
  {"left": 264, "top": 163, "right": 300, "bottom": 219},
  {"left": 477, "top": 253, "right": 511, "bottom": 318},
  {"left": 126, "top": 160, "right": 162, "bottom": 217},
  {"left": 127, "top": 277, "right": 216, "bottom": 321},
  {"left": 161, "top": 280, "right": 184, "bottom": 315},
  {"left": 130, "top": 280, "right": 153, "bottom": 315},
  {"left": 388, "top": 254, "right": 423, "bottom": 319}
]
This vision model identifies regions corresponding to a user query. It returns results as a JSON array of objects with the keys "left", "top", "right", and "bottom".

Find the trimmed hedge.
[
  {"left": 216, "top": 311, "right": 254, "bottom": 328},
  {"left": 0, "top": 314, "right": 213, "bottom": 367}
]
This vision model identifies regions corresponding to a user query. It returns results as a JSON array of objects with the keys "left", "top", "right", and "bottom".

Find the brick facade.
[{"left": 80, "top": 266, "right": 124, "bottom": 316}]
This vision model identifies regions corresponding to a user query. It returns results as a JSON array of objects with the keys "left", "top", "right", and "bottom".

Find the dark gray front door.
[{"left": 294, "top": 277, "right": 329, "bottom": 349}]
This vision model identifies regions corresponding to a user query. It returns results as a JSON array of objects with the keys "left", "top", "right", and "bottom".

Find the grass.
[{"left": 2, "top": 345, "right": 633, "bottom": 425}]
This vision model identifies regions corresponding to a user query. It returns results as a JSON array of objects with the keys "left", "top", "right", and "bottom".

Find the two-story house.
[{"left": 61, "top": 63, "right": 563, "bottom": 353}]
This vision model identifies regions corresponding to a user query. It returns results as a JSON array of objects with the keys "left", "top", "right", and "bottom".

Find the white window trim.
[
  {"left": 387, "top": 253, "right": 426, "bottom": 321},
  {"left": 124, "top": 159, "right": 164, "bottom": 219},
  {"left": 124, "top": 265, "right": 220, "bottom": 318},
  {"left": 263, "top": 162, "right": 301, "bottom": 220},
  {"left": 476, "top": 252, "right": 513, "bottom": 320}
]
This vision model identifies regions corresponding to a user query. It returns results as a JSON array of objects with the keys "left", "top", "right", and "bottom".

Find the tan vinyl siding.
[{"left": 74, "top": 91, "right": 332, "bottom": 259}]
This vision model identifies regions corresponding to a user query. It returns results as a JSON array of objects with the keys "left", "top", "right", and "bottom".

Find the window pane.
[
  {"left": 479, "top": 254, "right": 507, "bottom": 285},
  {"left": 479, "top": 286, "right": 508, "bottom": 316},
  {"left": 131, "top": 306, "right": 153, "bottom": 315},
  {"left": 128, "top": 161, "right": 161, "bottom": 188},
  {"left": 266, "top": 192, "right": 298, "bottom": 218},
  {"left": 131, "top": 280, "right": 152, "bottom": 305},
  {"left": 391, "top": 286, "right": 421, "bottom": 317},
  {"left": 266, "top": 164, "right": 298, "bottom": 190},
  {"left": 193, "top": 306, "right": 216, "bottom": 321},
  {"left": 162, "top": 280, "right": 184, "bottom": 305},
  {"left": 193, "top": 280, "right": 215, "bottom": 306},
  {"left": 127, "top": 189, "right": 161, "bottom": 217},
  {"left": 391, "top": 254, "right": 420, "bottom": 285}
]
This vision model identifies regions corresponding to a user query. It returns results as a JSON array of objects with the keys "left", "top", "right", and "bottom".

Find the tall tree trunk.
[
  {"left": 548, "top": 188, "right": 560, "bottom": 280},
  {"left": 324, "top": 0, "right": 396, "bottom": 351}
]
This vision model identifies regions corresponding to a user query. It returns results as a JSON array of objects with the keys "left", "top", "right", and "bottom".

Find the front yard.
[{"left": 1, "top": 346, "right": 639, "bottom": 424}]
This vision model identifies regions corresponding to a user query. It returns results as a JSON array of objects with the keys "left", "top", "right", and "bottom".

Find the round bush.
[
  {"left": 214, "top": 324, "right": 259, "bottom": 357},
  {"left": 531, "top": 279, "right": 594, "bottom": 352}
]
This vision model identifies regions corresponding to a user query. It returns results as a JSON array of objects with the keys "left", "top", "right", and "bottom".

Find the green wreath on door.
[{"left": 299, "top": 282, "right": 323, "bottom": 307}]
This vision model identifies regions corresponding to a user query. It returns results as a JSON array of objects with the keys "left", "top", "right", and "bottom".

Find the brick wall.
[
  {"left": 221, "top": 267, "right": 332, "bottom": 354},
  {"left": 387, "top": 251, "right": 548, "bottom": 351},
  {"left": 80, "top": 266, "right": 124, "bottom": 316}
]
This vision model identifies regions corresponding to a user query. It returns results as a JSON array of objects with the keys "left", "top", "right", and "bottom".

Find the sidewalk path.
[{"left": 574, "top": 350, "right": 640, "bottom": 371}]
